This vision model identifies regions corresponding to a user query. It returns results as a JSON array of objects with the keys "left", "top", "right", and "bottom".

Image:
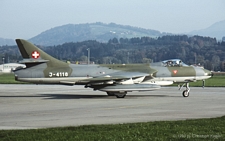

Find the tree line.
[{"left": 1, "top": 35, "right": 225, "bottom": 71}]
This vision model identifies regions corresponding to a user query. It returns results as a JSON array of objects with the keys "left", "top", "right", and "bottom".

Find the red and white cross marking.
[{"left": 31, "top": 51, "right": 40, "bottom": 59}]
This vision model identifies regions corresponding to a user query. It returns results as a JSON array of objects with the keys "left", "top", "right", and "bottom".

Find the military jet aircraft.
[{"left": 14, "top": 39, "right": 212, "bottom": 98}]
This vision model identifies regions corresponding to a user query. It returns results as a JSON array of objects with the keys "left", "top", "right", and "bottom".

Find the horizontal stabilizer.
[
  {"left": 19, "top": 59, "right": 49, "bottom": 64},
  {"left": 19, "top": 59, "right": 49, "bottom": 68}
]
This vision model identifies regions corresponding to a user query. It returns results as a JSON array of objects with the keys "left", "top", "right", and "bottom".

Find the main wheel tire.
[
  {"left": 182, "top": 90, "right": 189, "bottom": 97},
  {"left": 115, "top": 94, "right": 126, "bottom": 98}
]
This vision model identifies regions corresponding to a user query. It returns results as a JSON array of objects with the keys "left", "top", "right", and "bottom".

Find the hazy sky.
[{"left": 1, "top": 0, "right": 225, "bottom": 39}]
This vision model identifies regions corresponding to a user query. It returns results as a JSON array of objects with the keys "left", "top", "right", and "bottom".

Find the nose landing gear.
[{"left": 179, "top": 82, "right": 190, "bottom": 97}]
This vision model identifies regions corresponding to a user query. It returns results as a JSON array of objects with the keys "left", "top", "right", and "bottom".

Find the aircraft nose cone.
[{"left": 203, "top": 69, "right": 212, "bottom": 77}]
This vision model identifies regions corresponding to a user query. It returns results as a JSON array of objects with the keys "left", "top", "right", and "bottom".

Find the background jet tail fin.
[{"left": 15, "top": 39, "right": 68, "bottom": 67}]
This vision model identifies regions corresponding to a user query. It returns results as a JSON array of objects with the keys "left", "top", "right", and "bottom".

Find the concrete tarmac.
[{"left": 0, "top": 84, "right": 225, "bottom": 129}]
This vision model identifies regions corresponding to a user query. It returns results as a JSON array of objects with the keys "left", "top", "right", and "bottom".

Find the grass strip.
[
  {"left": 170, "top": 76, "right": 225, "bottom": 87},
  {"left": 0, "top": 116, "right": 224, "bottom": 140},
  {"left": 0, "top": 73, "right": 28, "bottom": 84},
  {"left": 190, "top": 76, "right": 225, "bottom": 87}
]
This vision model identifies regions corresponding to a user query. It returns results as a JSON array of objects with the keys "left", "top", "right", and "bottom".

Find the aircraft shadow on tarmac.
[
  {"left": 0, "top": 94, "right": 180, "bottom": 99},
  {"left": 38, "top": 94, "right": 179, "bottom": 99}
]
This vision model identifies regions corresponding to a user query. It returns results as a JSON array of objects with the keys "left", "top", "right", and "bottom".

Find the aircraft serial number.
[{"left": 49, "top": 72, "right": 69, "bottom": 77}]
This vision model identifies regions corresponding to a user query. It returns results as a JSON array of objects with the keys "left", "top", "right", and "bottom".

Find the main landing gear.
[
  {"left": 106, "top": 92, "right": 127, "bottom": 98},
  {"left": 179, "top": 82, "right": 190, "bottom": 97}
]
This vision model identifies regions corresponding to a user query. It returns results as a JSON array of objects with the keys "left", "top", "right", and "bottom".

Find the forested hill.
[
  {"left": 1, "top": 35, "right": 225, "bottom": 71},
  {"left": 28, "top": 22, "right": 164, "bottom": 46}
]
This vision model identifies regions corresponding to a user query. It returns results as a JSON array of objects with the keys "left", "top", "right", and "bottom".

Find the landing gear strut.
[
  {"left": 107, "top": 92, "right": 115, "bottom": 96},
  {"left": 179, "top": 82, "right": 190, "bottom": 97}
]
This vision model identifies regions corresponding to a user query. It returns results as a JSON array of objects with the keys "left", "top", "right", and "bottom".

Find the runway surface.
[{"left": 0, "top": 84, "right": 225, "bottom": 129}]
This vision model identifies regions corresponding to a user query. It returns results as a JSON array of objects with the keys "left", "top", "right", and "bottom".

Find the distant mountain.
[
  {"left": 0, "top": 38, "right": 15, "bottom": 46},
  {"left": 2, "top": 21, "right": 225, "bottom": 46},
  {"left": 189, "top": 20, "right": 225, "bottom": 40},
  {"left": 28, "top": 22, "right": 164, "bottom": 46}
]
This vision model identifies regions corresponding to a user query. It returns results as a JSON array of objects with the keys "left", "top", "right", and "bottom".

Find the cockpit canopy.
[{"left": 162, "top": 59, "right": 188, "bottom": 67}]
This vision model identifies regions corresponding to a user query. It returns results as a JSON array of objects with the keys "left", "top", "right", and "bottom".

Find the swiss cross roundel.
[
  {"left": 173, "top": 70, "right": 178, "bottom": 74},
  {"left": 31, "top": 51, "right": 40, "bottom": 59}
]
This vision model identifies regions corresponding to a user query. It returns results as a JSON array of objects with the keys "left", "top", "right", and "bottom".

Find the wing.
[
  {"left": 74, "top": 69, "right": 160, "bottom": 92},
  {"left": 76, "top": 71, "right": 155, "bottom": 85}
]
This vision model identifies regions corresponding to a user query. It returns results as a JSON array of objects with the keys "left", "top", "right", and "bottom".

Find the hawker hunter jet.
[{"left": 14, "top": 39, "right": 212, "bottom": 98}]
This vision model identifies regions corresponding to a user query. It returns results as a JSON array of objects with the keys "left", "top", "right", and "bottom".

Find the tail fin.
[{"left": 15, "top": 39, "right": 68, "bottom": 67}]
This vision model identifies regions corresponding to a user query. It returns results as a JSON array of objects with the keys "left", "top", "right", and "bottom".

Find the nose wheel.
[
  {"left": 182, "top": 90, "right": 189, "bottom": 97},
  {"left": 179, "top": 82, "right": 190, "bottom": 97}
]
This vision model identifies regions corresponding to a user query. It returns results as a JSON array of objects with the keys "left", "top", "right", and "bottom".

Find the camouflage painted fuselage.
[
  {"left": 15, "top": 62, "right": 211, "bottom": 85},
  {"left": 14, "top": 39, "right": 212, "bottom": 98}
]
